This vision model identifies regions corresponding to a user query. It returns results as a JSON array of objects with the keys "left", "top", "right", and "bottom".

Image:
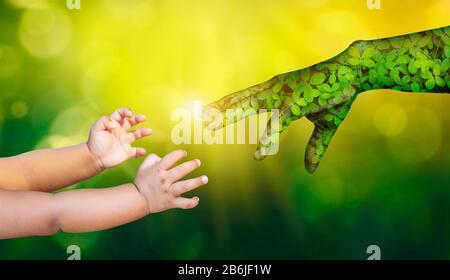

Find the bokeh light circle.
[
  {"left": 10, "top": 100, "right": 28, "bottom": 118},
  {"left": 19, "top": 4, "right": 72, "bottom": 58},
  {"left": 387, "top": 107, "right": 442, "bottom": 163},
  {"left": 373, "top": 103, "right": 408, "bottom": 137},
  {"left": 50, "top": 106, "right": 96, "bottom": 139}
]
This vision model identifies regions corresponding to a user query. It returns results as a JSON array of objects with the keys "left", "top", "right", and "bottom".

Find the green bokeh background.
[{"left": 1, "top": 0, "right": 450, "bottom": 259}]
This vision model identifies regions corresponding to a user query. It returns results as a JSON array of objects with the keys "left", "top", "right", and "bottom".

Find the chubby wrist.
[
  {"left": 131, "top": 181, "right": 152, "bottom": 215},
  {"left": 83, "top": 142, "right": 105, "bottom": 174}
]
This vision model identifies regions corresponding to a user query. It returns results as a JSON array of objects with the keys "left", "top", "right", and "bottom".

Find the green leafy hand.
[{"left": 204, "top": 26, "right": 450, "bottom": 173}]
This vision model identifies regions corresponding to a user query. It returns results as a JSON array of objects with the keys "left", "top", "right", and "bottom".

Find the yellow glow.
[
  {"left": 388, "top": 107, "right": 442, "bottom": 163},
  {"left": 373, "top": 103, "right": 408, "bottom": 137},
  {"left": 82, "top": 40, "right": 121, "bottom": 81},
  {"left": 19, "top": 4, "right": 72, "bottom": 58},
  {"left": 8, "top": 0, "right": 449, "bottom": 240}
]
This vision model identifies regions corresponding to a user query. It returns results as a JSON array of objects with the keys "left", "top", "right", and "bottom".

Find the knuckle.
[
  {"left": 189, "top": 161, "right": 197, "bottom": 169},
  {"left": 182, "top": 203, "right": 190, "bottom": 210},
  {"left": 156, "top": 167, "right": 164, "bottom": 177}
]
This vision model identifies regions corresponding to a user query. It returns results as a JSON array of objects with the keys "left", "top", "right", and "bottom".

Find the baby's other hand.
[
  {"left": 87, "top": 107, "right": 152, "bottom": 170},
  {"left": 134, "top": 151, "right": 208, "bottom": 214}
]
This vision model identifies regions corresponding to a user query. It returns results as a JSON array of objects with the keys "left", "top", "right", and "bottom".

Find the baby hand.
[
  {"left": 87, "top": 108, "right": 152, "bottom": 170},
  {"left": 134, "top": 150, "right": 208, "bottom": 214}
]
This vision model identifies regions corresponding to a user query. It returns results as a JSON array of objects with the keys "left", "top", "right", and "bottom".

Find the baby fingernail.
[
  {"left": 196, "top": 159, "right": 201, "bottom": 166},
  {"left": 201, "top": 175, "right": 208, "bottom": 184},
  {"left": 193, "top": 197, "right": 200, "bottom": 202}
]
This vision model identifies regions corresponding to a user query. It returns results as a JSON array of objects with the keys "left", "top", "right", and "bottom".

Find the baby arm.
[
  {"left": 0, "top": 108, "right": 151, "bottom": 192},
  {"left": 0, "top": 150, "right": 207, "bottom": 239},
  {"left": 0, "top": 184, "right": 147, "bottom": 239}
]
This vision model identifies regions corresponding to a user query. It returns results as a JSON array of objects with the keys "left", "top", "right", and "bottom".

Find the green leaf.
[
  {"left": 274, "top": 99, "right": 281, "bottom": 108},
  {"left": 362, "top": 59, "right": 375, "bottom": 68},
  {"left": 312, "top": 89, "right": 322, "bottom": 97},
  {"left": 316, "top": 144, "right": 324, "bottom": 156},
  {"left": 401, "top": 75, "right": 411, "bottom": 85},
  {"left": 390, "top": 68, "right": 400, "bottom": 81},
  {"left": 250, "top": 98, "right": 259, "bottom": 110},
  {"left": 432, "top": 64, "right": 440, "bottom": 76},
  {"left": 442, "top": 34, "right": 450, "bottom": 45},
  {"left": 287, "top": 76, "right": 297, "bottom": 89},
  {"left": 266, "top": 95, "right": 274, "bottom": 109},
  {"left": 292, "top": 90, "right": 302, "bottom": 104},
  {"left": 348, "top": 58, "right": 360, "bottom": 66},
  {"left": 304, "top": 84, "right": 314, "bottom": 102},
  {"left": 374, "top": 40, "right": 390, "bottom": 50},
  {"left": 425, "top": 78, "right": 435, "bottom": 90},
  {"left": 309, "top": 73, "right": 326, "bottom": 85},
  {"left": 385, "top": 61, "right": 396, "bottom": 70},
  {"left": 435, "top": 77, "right": 446, "bottom": 87},
  {"left": 415, "top": 49, "right": 428, "bottom": 60},
  {"left": 285, "top": 96, "right": 294, "bottom": 106},
  {"left": 321, "top": 93, "right": 332, "bottom": 100},
  {"left": 418, "top": 35, "right": 430, "bottom": 48},
  {"left": 373, "top": 52, "right": 384, "bottom": 63},
  {"left": 331, "top": 83, "right": 340, "bottom": 92},
  {"left": 389, "top": 37, "right": 404, "bottom": 48},
  {"left": 386, "top": 50, "right": 398, "bottom": 62},
  {"left": 381, "top": 76, "right": 394, "bottom": 87},
  {"left": 441, "top": 59, "right": 449, "bottom": 72},
  {"left": 324, "top": 114, "right": 334, "bottom": 122},
  {"left": 319, "top": 84, "right": 332, "bottom": 92},
  {"left": 300, "top": 68, "right": 310, "bottom": 82},
  {"left": 411, "top": 82, "right": 421, "bottom": 92},
  {"left": 296, "top": 81, "right": 307, "bottom": 93},
  {"left": 296, "top": 98, "right": 308, "bottom": 107},
  {"left": 420, "top": 71, "right": 433, "bottom": 80},
  {"left": 362, "top": 83, "right": 371, "bottom": 91},
  {"left": 290, "top": 104, "right": 301, "bottom": 116},
  {"left": 334, "top": 118, "right": 343, "bottom": 126},
  {"left": 445, "top": 45, "right": 450, "bottom": 59},
  {"left": 348, "top": 46, "right": 361, "bottom": 58},
  {"left": 273, "top": 81, "right": 283, "bottom": 92},
  {"left": 396, "top": 55, "right": 410, "bottom": 65},
  {"left": 318, "top": 98, "right": 327, "bottom": 106},
  {"left": 408, "top": 62, "right": 418, "bottom": 74},
  {"left": 327, "top": 63, "right": 339, "bottom": 72},
  {"left": 399, "top": 64, "right": 408, "bottom": 75},
  {"left": 308, "top": 103, "right": 320, "bottom": 112},
  {"left": 316, "top": 63, "right": 326, "bottom": 71},
  {"left": 362, "top": 47, "right": 375, "bottom": 59},
  {"left": 329, "top": 74, "right": 336, "bottom": 84},
  {"left": 338, "top": 66, "right": 352, "bottom": 76},
  {"left": 377, "top": 65, "right": 388, "bottom": 76}
]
